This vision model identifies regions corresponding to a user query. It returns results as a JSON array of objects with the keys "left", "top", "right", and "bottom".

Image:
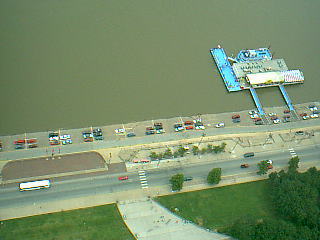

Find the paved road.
[{"left": 1, "top": 143, "right": 319, "bottom": 210}]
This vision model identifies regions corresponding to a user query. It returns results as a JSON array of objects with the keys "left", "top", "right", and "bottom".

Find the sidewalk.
[{"left": 117, "top": 199, "right": 232, "bottom": 240}]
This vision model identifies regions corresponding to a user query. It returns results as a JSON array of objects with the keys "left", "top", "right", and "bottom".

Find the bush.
[
  {"left": 192, "top": 146, "right": 200, "bottom": 155},
  {"left": 170, "top": 173, "right": 184, "bottom": 191},
  {"left": 207, "top": 168, "right": 222, "bottom": 184}
]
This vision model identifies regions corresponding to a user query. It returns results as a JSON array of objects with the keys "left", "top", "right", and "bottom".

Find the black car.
[
  {"left": 127, "top": 132, "right": 136, "bottom": 137},
  {"left": 232, "top": 118, "right": 241, "bottom": 123},
  {"left": 48, "top": 132, "right": 59, "bottom": 138},
  {"left": 184, "top": 177, "right": 193, "bottom": 181}
]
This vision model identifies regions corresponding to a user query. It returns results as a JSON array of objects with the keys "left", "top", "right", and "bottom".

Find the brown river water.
[{"left": 0, "top": 0, "right": 319, "bottom": 135}]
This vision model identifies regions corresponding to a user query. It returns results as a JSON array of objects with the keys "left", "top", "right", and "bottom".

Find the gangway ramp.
[
  {"left": 279, "top": 85, "right": 294, "bottom": 111},
  {"left": 249, "top": 87, "right": 265, "bottom": 116}
]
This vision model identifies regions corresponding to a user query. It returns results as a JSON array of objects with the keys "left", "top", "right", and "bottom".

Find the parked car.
[
  {"left": 232, "top": 118, "right": 241, "bottom": 123},
  {"left": 255, "top": 121, "right": 263, "bottom": 125},
  {"left": 250, "top": 114, "right": 259, "bottom": 119},
  {"left": 215, "top": 122, "right": 225, "bottom": 128},
  {"left": 184, "top": 121, "right": 194, "bottom": 126},
  {"left": 241, "top": 164, "right": 249, "bottom": 168},
  {"left": 249, "top": 110, "right": 257, "bottom": 115},
  {"left": 283, "top": 109, "right": 290, "bottom": 114},
  {"left": 195, "top": 122, "right": 205, "bottom": 130},
  {"left": 270, "top": 115, "right": 278, "bottom": 120},
  {"left": 300, "top": 113, "right": 307, "bottom": 117},
  {"left": 93, "top": 128, "right": 104, "bottom": 140},
  {"left": 295, "top": 131, "right": 304, "bottom": 135},
  {"left": 302, "top": 115, "right": 310, "bottom": 120},
  {"left": 253, "top": 118, "right": 262, "bottom": 122},
  {"left": 174, "top": 123, "right": 184, "bottom": 132},
  {"left": 244, "top": 152, "right": 254, "bottom": 158},
  {"left": 312, "top": 110, "right": 320, "bottom": 114},
  {"left": 310, "top": 114, "right": 319, "bottom": 118},
  {"left": 273, "top": 119, "right": 281, "bottom": 124},
  {"left": 146, "top": 127, "right": 156, "bottom": 135},
  {"left": 185, "top": 125, "right": 194, "bottom": 130},
  {"left": 232, "top": 114, "right": 240, "bottom": 119}
]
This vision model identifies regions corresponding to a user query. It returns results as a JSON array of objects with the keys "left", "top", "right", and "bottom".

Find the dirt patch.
[{"left": 1, "top": 152, "right": 105, "bottom": 181}]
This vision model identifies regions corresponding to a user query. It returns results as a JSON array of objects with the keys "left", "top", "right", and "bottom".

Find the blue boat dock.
[{"left": 210, "top": 47, "right": 242, "bottom": 92}]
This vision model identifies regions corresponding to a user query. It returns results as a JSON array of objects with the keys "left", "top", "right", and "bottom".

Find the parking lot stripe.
[
  {"left": 140, "top": 180, "right": 148, "bottom": 184},
  {"left": 138, "top": 170, "right": 145, "bottom": 173},
  {"left": 142, "top": 186, "right": 149, "bottom": 189}
]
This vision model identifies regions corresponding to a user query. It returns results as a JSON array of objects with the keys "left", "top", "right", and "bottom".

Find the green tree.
[
  {"left": 192, "top": 146, "right": 200, "bottom": 155},
  {"left": 220, "top": 142, "right": 227, "bottom": 151},
  {"left": 257, "top": 160, "right": 269, "bottom": 175},
  {"left": 177, "top": 146, "right": 187, "bottom": 157},
  {"left": 288, "top": 156, "right": 300, "bottom": 173},
  {"left": 207, "top": 144, "right": 214, "bottom": 153},
  {"left": 170, "top": 173, "right": 184, "bottom": 191},
  {"left": 163, "top": 148, "right": 173, "bottom": 159},
  {"left": 200, "top": 147, "right": 207, "bottom": 154},
  {"left": 207, "top": 168, "right": 222, "bottom": 184},
  {"left": 149, "top": 152, "right": 158, "bottom": 161}
]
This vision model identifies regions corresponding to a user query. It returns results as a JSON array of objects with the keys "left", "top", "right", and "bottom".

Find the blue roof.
[
  {"left": 237, "top": 48, "right": 272, "bottom": 62},
  {"left": 210, "top": 48, "right": 242, "bottom": 92}
]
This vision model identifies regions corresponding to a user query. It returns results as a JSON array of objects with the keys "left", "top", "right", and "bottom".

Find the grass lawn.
[
  {"left": 0, "top": 204, "right": 135, "bottom": 240},
  {"left": 156, "top": 180, "right": 276, "bottom": 230}
]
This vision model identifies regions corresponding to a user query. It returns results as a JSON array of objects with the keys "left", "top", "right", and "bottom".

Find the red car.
[
  {"left": 14, "top": 140, "right": 25, "bottom": 144},
  {"left": 27, "top": 138, "right": 37, "bottom": 143},
  {"left": 300, "top": 113, "right": 307, "bottom": 117},
  {"left": 185, "top": 125, "right": 194, "bottom": 130},
  {"left": 283, "top": 110, "right": 290, "bottom": 113},
  {"left": 232, "top": 114, "right": 240, "bottom": 119},
  {"left": 254, "top": 118, "right": 262, "bottom": 122},
  {"left": 118, "top": 176, "right": 129, "bottom": 181},
  {"left": 184, "top": 121, "right": 194, "bottom": 126},
  {"left": 241, "top": 164, "right": 249, "bottom": 168}
]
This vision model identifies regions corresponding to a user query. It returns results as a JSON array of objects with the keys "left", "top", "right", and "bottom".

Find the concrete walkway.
[{"left": 118, "top": 198, "right": 232, "bottom": 240}]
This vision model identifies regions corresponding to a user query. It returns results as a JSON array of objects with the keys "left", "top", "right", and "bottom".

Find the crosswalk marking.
[
  {"left": 288, "top": 148, "right": 297, "bottom": 157},
  {"left": 138, "top": 170, "right": 148, "bottom": 189}
]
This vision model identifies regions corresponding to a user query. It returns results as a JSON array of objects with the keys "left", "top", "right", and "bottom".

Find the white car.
[
  {"left": 249, "top": 110, "right": 257, "bottom": 115},
  {"left": 273, "top": 119, "right": 281, "bottom": 124},
  {"left": 195, "top": 125, "right": 205, "bottom": 130},
  {"left": 60, "top": 134, "right": 71, "bottom": 140},
  {"left": 268, "top": 112, "right": 276, "bottom": 116},
  {"left": 309, "top": 106, "right": 318, "bottom": 111},
  {"left": 250, "top": 114, "right": 259, "bottom": 119},
  {"left": 115, "top": 128, "right": 126, "bottom": 134},
  {"left": 310, "top": 114, "right": 319, "bottom": 118},
  {"left": 302, "top": 115, "right": 310, "bottom": 120},
  {"left": 266, "top": 160, "right": 273, "bottom": 164},
  {"left": 215, "top": 122, "right": 225, "bottom": 128}
]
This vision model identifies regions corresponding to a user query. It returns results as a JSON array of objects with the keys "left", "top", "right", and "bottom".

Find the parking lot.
[{"left": 0, "top": 102, "right": 318, "bottom": 153}]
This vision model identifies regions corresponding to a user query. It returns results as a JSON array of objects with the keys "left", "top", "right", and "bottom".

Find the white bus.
[{"left": 19, "top": 180, "right": 51, "bottom": 191}]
